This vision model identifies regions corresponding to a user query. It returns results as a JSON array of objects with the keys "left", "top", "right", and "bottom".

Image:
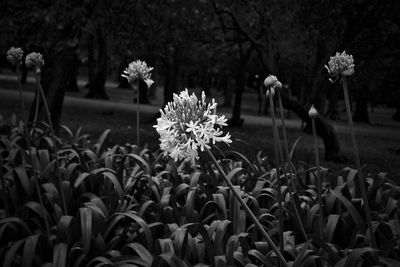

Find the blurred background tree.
[{"left": 1, "top": 0, "right": 399, "bottom": 156}]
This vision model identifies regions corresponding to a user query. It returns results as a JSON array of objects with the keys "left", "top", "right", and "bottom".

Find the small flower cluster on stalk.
[
  {"left": 325, "top": 51, "right": 355, "bottom": 82},
  {"left": 6, "top": 47, "right": 24, "bottom": 66},
  {"left": 264, "top": 74, "right": 282, "bottom": 96},
  {"left": 122, "top": 60, "right": 154, "bottom": 88},
  {"left": 25, "top": 52, "right": 44, "bottom": 70},
  {"left": 154, "top": 89, "right": 231, "bottom": 163}
]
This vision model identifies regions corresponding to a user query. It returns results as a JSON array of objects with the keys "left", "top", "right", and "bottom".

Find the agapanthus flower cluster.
[
  {"left": 154, "top": 89, "right": 231, "bottom": 163},
  {"left": 122, "top": 60, "right": 154, "bottom": 88},
  {"left": 325, "top": 51, "right": 355, "bottom": 82},
  {"left": 25, "top": 52, "right": 44, "bottom": 70},
  {"left": 6, "top": 47, "right": 24, "bottom": 66}
]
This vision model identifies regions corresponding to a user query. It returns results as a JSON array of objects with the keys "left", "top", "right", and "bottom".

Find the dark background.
[{"left": 1, "top": 0, "right": 399, "bottom": 176}]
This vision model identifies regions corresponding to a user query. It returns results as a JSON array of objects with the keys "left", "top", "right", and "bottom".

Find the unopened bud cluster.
[{"left": 264, "top": 75, "right": 282, "bottom": 96}]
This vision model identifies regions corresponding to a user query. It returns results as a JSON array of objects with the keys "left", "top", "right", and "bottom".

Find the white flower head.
[
  {"left": 308, "top": 105, "right": 318, "bottom": 119},
  {"left": 25, "top": 52, "right": 44, "bottom": 70},
  {"left": 154, "top": 89, "right": 231, "bottom": 163},
  {"left": 325, "top": 51, "right": 355, "bottom": 82},
  {"left": 264, "top": 75, "right": 278, "bottom": 88},
  {"left": 6, "top": 47, "right": 24, "bottom": 66},
  {"left": 122, "top": 60, "right": 154, "bottom": 88}
]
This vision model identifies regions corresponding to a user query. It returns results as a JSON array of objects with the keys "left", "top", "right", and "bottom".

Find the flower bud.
[
  {"left": 264, "top": 75, "right": 278, "bottom": 88},
  {"left": 275, "top": 81, "right": 282, "bottom": 89},
  {"left": 308, "top": 105, "right": 318, "bottom": 119}
]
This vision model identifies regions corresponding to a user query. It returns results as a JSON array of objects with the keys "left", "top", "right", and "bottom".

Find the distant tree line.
[{"left": 1, "top": 0, "right": 399, "bottom": 159}]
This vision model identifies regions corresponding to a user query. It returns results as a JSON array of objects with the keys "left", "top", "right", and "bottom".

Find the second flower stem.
[
  {"left": 33, "top": 69, "right": 68, "bottom": 215},
  {"left": 136, "top": 79, "right": 140, "bottom": 147},
  {"left": 17, "top": 65, "right": 51, "bottom": 238},
  {"left": 311, "top": 117, "right": 324, "bottom": 239},
  {"left": 342, "top": 76, "right": 376, "bottom": 248},
  {"left": 276, "top": 91, "right": 308, "bottom": 242},
  {"left": 205, "top": 148, "right": 288, "bottom": 267},
  {"left": 268, "top": 92, "right": 284, "bottom": 253}
]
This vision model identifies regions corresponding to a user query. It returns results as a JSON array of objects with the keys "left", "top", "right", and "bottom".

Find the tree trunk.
[
  {"left": 29, "top": 47, "right": 77, "bottom": 129},
  {"left": 229, "top": 45, "right": 253, "bottom": 127},
  {"left": 326, "top": 84, "right": 339, "bottom": 120},
  {"left": 163, "top": 48, "right": 181, "bottom": 105},
  {"left": 279, "top": 89, "right": 341, "bottom": 161},
  {"left": 353, "top": 96, "right": 369, "bottom": 123},
  {"left": 219, "top": 74, "right": 232, "bottom": 107},
  {"left": 229, "top": 68, "right": 245, "bottom": 126},
  {"left": 66, "top": 53, "right": 80, "bottom": 92},
  {"left": 85, "top": 28, "right": 109, "bottom": 100}
]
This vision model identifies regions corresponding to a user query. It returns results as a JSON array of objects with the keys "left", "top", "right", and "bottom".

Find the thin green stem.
[
  {"left": 311, "top": 118, "right": 324, "bottom": 239},
  {"left": 33, "top": 88, "right": 40, "bottom": 125},
  {"left": 136, "top": 79, "right": 140, "bottom": 146},
  {"left": 17, "top": 65, "right": 51, "bottom": 238},
  {"left": 342, "top": 76, "right": 376, "bottom": 248},
  {"left": 268, "top": 92, "right": 284, "bottom": 253},
  {"left": 205, "top": 148, "right": 288, "bottom": 267},
  {"left": 277, "top": 139, "right": 308, "bottom": 242},
  {"left": 277, "top": 91, "right": 290, "bottom": 160},
  {"left": 33, "top": 69, "right": 68, "bottom": 215},
  {"left": 275, "top": 94, "right": 308, "bottom": 242}
]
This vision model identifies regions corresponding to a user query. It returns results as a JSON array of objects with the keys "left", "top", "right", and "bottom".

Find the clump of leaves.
[{"left": 0, "top": 115, "right": 399, "bottom": 266}]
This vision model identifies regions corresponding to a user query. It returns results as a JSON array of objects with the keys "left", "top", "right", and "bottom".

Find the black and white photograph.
[{"left": 0, "top": 1, "right": 399, "bottom": 266}]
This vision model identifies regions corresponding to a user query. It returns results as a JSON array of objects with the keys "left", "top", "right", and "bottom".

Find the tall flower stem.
[
  {"left": 33, "top": 87, "right": 40, "bottom": 125},
  {"left": 276, "top": 91, "right": 290, "bottom": 160},
  {"left": 136, "top": 79, "right": 140, "bottom": 146},
  {"left": 311, "top": 117, "right": 324, "bottom": 239},
  {"left": 276, "top": 91, "right": 308, "bottom": 242},
  {"left": 342, "top": 76, "right": 376, "bottom": 247},
  {"left": 205, "top": 148, "right": 288, "bottom": 267},
  {"left": 268, "top": 91, "right": 284, "bottom": 253},
  {"left": 33, "top": 69, "right": 68, "bottom": 215},
  {"left": 16, "top": 65, "right": 51, "bottom": 238}
]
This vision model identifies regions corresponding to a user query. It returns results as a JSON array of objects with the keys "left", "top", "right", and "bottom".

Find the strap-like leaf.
[
  {"left": 22, "top": 233, "right": 41, "bottom": 267},
  {"left": 52, "top": 242, "right": 68, "bottom": 267},
  {"left": 330, "top": 189, "right": 366, "bottom": 232},
  {"left": 123, "top": 242, "right": 153, "bottom": 264},
  {"left": 80, "top": 207, "right": 92, "bottom": 254},
  {"left": 151, "top": 253, "right": 189, "bottom": 267},
  {"left": 14, "top": 165, "right": 33, "bottom": 196}
]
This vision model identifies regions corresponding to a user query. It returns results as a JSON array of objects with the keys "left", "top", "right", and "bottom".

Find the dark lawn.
[{"left": 1, "top": 92, "right": 399, "bottom": 182}]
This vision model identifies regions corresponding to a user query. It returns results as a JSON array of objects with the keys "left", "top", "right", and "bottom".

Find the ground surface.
[{"left": 0, "top": 69, "right": 399, "bottom": 181}]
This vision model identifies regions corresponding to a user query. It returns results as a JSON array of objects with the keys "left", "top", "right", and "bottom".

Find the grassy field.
[{"left": 1, "top": 80, "right": 399, "bottom": 182}]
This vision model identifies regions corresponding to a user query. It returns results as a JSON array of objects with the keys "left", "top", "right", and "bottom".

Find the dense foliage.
[{"left": 0, "top": 115, "right": 399, "bottom": 266}]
